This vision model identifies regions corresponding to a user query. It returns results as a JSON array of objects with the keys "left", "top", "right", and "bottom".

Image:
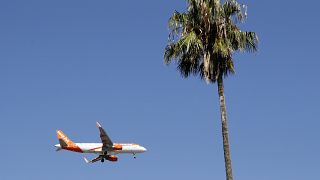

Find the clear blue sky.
[{"left": 1, "top": 0, "right": 319, "bottom": 179}]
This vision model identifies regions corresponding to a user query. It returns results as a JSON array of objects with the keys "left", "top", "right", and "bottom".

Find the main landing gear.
[
  {"left": 101, "top": 151, "right": 108, "bottom": 162},
  {"left": 133, "top": 153, "right": 136, "bottom": 159}
]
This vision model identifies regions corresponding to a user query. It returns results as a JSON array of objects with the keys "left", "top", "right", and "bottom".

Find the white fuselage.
[{"left": 55, "top": 143, "right": 147, "bottom": 155}]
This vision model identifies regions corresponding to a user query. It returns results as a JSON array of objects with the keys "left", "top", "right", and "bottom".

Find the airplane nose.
[{"left": 142, "top": 147, "right": 147, "bottom": 152}]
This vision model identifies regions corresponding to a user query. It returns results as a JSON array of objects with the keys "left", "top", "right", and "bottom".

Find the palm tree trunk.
[{"left": 217, "top": 75, "right": 233, "bottom": 180}]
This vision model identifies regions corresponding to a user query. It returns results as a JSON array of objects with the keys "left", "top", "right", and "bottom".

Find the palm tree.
[{"left": 164, "top": 0, "right": 258, "bottom": 179}]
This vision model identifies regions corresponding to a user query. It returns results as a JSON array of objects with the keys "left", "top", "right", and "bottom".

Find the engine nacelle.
[
  {"left": 112, "top": 144, "right": 123, "bottom": 150},
  {"left": 106, "top": 155, "right": 118, "bottom": 162}
]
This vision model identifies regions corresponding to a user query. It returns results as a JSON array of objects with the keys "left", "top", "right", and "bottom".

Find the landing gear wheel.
[{"left": 101, "top": 158, "right": 104, "bottom": 163}]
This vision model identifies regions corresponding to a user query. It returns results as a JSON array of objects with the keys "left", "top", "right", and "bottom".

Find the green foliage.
[{"left": 164, "top": 0, "right": 258, "bottom": 83}]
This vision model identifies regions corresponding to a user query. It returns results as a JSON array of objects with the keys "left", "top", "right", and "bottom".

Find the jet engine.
[
  {"left": 106, "top": 155, "right": 118, "bottom": 162},
  {"left": 112, "top": 144, "right": 123, "bottom": 150}
]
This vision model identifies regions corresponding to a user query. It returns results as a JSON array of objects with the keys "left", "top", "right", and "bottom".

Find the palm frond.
[
  {"left": 164, "top": 0, "right": 258, "bottom": 83},
  {"left": 168, "top": 11, "right": 188, "bottom": 40},
  {"left": 223, "top": 0, "right": 245, "bottom": 23},
  {"left": 164, "top": 31, "right": 203, "bottom": 66},
  {"left": 243, "top": 32, "right": 258, "bottom": 52}
]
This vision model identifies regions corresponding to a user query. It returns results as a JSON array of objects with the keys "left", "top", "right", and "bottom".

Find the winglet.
[
  {"left": 96, "top": 122, "right": 102, "bottom": 128},
  {"left": 83, "top": 157, "right": 90, "bottom": 164}
]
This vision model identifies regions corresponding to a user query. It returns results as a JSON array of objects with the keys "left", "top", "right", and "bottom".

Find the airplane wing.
[
  {"left": 84, "top": 155, "right": 104, "bottom": 163},
  {"left": 96, "top": 122, "right": 113, "bottom": 151}
]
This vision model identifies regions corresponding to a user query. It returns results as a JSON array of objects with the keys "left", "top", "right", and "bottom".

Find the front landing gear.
[{"left": 133, "top": 153, "right": 136, "bottom": 159}]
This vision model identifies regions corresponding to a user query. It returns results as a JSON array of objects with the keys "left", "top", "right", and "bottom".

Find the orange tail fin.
[{"left": 56, "top": 130, "right": 77, "bottom": 148}]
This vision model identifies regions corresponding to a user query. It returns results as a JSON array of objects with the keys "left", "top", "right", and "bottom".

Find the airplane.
[{"left": 54, "top": 122, "right": 147, "bottom": 163}]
